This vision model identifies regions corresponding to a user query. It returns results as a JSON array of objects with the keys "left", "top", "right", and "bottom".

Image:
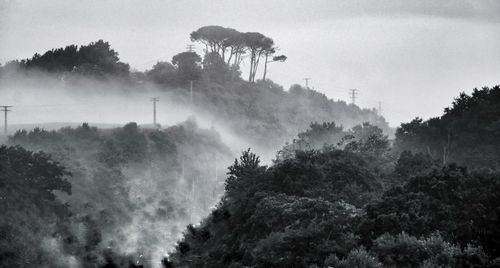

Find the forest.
[
  {"left": 166, "top": 86, "right": 500, "bottom": 268},
  {"left": 0, "top": 25, "right": 499, "bottom": 268}
]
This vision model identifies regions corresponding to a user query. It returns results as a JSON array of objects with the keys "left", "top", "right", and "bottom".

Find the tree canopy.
[
  {"left": 11, "top": 40, "right": 130, "bottom": 78},
  {"left": 190, "top": 25, "right": 285, "bottom": 82},
  {"left": 394, "top": 86, "right": 500, "bottom": 168}
]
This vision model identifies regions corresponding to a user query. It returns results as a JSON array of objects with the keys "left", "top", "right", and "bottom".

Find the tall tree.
[
  {"left": 171, "top": 51, "right": 202, "bottom": 84},
  {"left": 242, "top": 32, "right": 274, "bottom": 82},
  {"left": 262, "top": 47, "right": 287, "bottom": 81},
  {"left": 146, "top": 61, "right": 178, "bottom": 86}
]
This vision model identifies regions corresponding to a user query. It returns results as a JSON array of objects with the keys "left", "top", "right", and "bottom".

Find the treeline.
[
  {"left": 1, "top": 120, "right": 232, "bottom": 267},
  {"left": 0, "top": 40, "right": 130, "bottom": 78},
  {"left": 0, "top": 26, "right": 285, "bottom": 84},
  {"left": 166, "top": 86, "right": 500, "bottom": 267},
  {"left": 394, "top": 85, "right": 500, "bottom": 168},
  {"left": 190, "top": 25, "right": 286, "bottom": 82},
  {"left": 0, "top": 26, "right": 390, "bottom": 149}
]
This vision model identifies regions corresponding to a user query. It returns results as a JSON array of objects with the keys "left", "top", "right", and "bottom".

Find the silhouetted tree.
[
  {"left": 146, "top": 61, "right": 178, "bottom": 87},
  {"left": 171, "top": 51, "right": 202, "bottom": 85},
  {"left": 19, "top": 40, "right": 130, "bottom": 78},
  {"left": 262, "top": 47, "right": 286, "bottom": 81},
  {"left": 242, "top": 32, "right": 274, "bottom": 82}
]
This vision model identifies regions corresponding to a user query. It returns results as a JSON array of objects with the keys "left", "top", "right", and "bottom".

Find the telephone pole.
[
  {"left": 378, "top": 101, "right": 383, "bottom": 116},
  {"left": 349, "top": 89, "right": 359, "bottom": 105},
  {"left": 1, "top": 106, "right": 12, "bottom": 136},
  {"left": 303, "top": 78, "right": 311, "bottom": 89},
  {"left": 150, "top": 97, "right": 159, "bottom": 127},
  {"left": 186, "top": 44, "right": 195, "bottom": 52}
]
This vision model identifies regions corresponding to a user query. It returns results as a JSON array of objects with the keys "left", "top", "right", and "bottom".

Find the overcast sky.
[{"left": 1, "top": 0, "right": 499, "bottom": 126}]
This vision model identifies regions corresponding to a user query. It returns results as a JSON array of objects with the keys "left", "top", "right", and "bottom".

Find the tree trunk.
[
  {"left": 262, "top": 54, "right": 269, "bottom": 81},
  {"left": 248, "top": 54, "right": 254, "bottom": 82},
  {"left": 227, "top": 47, "right": 234, "bottom": 65}
]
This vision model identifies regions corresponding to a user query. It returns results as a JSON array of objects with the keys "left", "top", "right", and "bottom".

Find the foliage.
[
  {"left": 167, "top": 142, "right": 384, "bottom": 267},
  {"left": 362, "top": 165, "right": 500, "bottom": 258},
  {"left": 11, "top": 40, "right": 130, "bottom": 78},
  {"left": 394, "top": 86, "right": 500, "bottom": 168},
  {"left": 0, "top": 145, "right": 72, "bottom": 267},
  {"left": 146, "top": 61, "right": 178, "bottom": 86},
  {"left": 171, "top": 51, "right": 202, "bottom": 84},
  {"left": 168, "top": 91, "right": 500, "bottom": 266},
  {"left": 5, "top": 121, "right": 232, "bottom": 267},
  {"left": 395, "top": 151, "right": 438, "bottom": 178},
  {"left": 372, "top": 232, "right": 488, "bottom": 267},
  {"left": 190, "top": 25, "right": 283, "bottom": 82}
]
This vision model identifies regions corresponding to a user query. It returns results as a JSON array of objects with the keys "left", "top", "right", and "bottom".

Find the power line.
[
  {"left": 150, "top": 97, "right": 159, "bottom": 127},
  {"left": 1, "top": 106, "right": 13, "bottom": 136},
  {"left": 349, "top": 89, "right": 359, "bottom": 105}
]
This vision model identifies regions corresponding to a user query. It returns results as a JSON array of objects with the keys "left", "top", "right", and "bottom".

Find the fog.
[
  {"left": 2, "top": 0, "right": 500, "bottom": 125},
  {"left": 1, "top": 1, "right": 498, "bottom": 267},
  {"left": 0, "top": 66, "right": 386, "bottom": 266},
  {"left": 0, "top": 75, "right": 189, "bottom": 127},
  {"left": 0, "top": 71, "right": 253, "bottom": 150}
]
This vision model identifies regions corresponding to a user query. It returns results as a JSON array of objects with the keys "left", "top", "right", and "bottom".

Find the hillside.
[
  {"left": 3, "top": 120, "right": 232, "bottom": 267},
  {"left": 166, "top": 87, "right": 500, "bottom": 267},
  {"left": 4, "top": 27, "right": 499, "bottom": 268},
  {"left": 0, "top": 36, "right": 391, "bottom": 154},
  {"left": 394, "top": 85, "right": 500, "bottom": 168}
]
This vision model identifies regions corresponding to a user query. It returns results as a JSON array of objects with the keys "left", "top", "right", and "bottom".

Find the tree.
[
  {"left": 242, "top": 32, "right": 274, "bottom": 82},
  {"left": 338, "top": 123, "right": 390, "bottom": 166},
  {"left": 394, "top": 86, "right": 500, "bottom": 168},
  {"left": 191, "top": 27, "right": 276, "bottom": 82},
  {"left": 394, "top": 151, "right": 437, "bottom": 178},
  {"left": 225, "top": 148, "right": 265, "bottom": 198},
  {"left": 190, "top": 26, "right": 245, "bottom": 64},
  {"left": 372, "top": 232, "right": 488, "bottom": 267},
  {"left": 262, "top": 47, "right": 286, "bottom": 81},
  {"left": 0, "top": 145, "right": 72, "bottom": 266},
  {"left": 171, "top": 51, "right": 202, "bottom": 84},
  {"left": 146, "top": 61, "right": 178, "bottom": 86},
  {"left": 202, "top": 52, "right": 232, "bottom": 83},
  {"left": 362, "top": 165, "right": 500, "bottom": 258},
  {"left": 277, "top": 122, "right": 346, "bottom": 160},
  {"left": 18, "top": 40, "right": 130, "bottom": 77}
]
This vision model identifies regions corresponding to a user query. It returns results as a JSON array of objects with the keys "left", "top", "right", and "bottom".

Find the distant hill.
[{"left": 0, "top": 38, "right": 391, "bottom": 153}]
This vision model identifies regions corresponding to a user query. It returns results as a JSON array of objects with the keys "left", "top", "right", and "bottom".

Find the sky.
[{"left": 1, "top": 0, "right": 499, "bottom": 126}]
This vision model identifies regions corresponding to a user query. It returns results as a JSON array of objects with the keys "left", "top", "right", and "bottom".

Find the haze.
[{"left": 1, "top": 0, "right": 500, "bottom": 126}]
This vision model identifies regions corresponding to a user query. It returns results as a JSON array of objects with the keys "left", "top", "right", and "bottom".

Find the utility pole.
[
  {"left": 303, "top": 78, "right": 311, "bottom": 89},
  {"left": 1, "top": 106, "right": 12, "bottom": 136},
  {"left": 150, "top": 97, "right": 159, "bottom": 127},
  {"left": 349, "top": 89, "right": 359, "bottom": 105},
  {"left": 378, "top": 101, "right": 383, "bottom": 116},
  {"left": 186, "top": 44, "right": 195, "bottom": 52}
]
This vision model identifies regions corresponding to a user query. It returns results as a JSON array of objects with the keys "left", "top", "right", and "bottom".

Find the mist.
[
  {"left": 1, "top": 1, "right": 499, "bottom": 267},
  {"left": 0, "top": 56, "right": 388, "bottom": 266},
  {"left": 2, "top": 0, "right": 500, "bottom": 126}
]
